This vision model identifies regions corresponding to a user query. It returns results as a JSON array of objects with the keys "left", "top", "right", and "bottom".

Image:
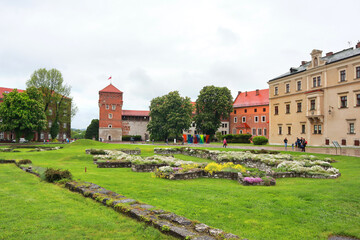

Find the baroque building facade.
[{"left": 268, "top": 43, "right": 360, "bottom": 146}]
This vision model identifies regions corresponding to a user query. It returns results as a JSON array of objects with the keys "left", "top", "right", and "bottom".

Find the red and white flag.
[{"left": 108, "top": 76, "right": 112, "bottom": 80}]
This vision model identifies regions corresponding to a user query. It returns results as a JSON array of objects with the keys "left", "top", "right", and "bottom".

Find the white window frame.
[
  {"left": 254, "top": 116, "right": 259, "bottom": 123},
  {"left": 252, "top": 128, "right": 256, "bottom": 136},
  {"left": 112, "top": 104, "right": 116, "bottom": 110},
  {"left": 261, "top": 116, "right": 266, "bottom": 122},
  {"left": 106, "top": 104, "right": 109, "bottom": 110},
  {"left": 242, "top": 117, "right": 246, "bottom": 123},
  {"left": 108, "top": 113, "right": 113, "bottom": 119},
  {"left": 258, "top": 128, "right": 262, "bottom": 136},
  {"left": 0, "top": 132, "right": 4, "bottom": 139},
  {"left": 234, "top": 117, "right": 237, "bottom": 123}
]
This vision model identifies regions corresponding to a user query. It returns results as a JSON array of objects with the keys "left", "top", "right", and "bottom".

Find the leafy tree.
[
  {"left": 147, "top": 91, "right": 193, "bottom": 141},
  {"left": 0, "top": 88, "right": 46, "bottom": 142},
  {"left": 26, "top": 68, "right": 77, "bottom": 140},
  {"left": 71, "top": 129, "right": 85, "bottom": 139},
  {"left": 194, "top": 85, "right": 233, "bottom": 137},
  {"left": 85, "top": 119, "right": 99, "bottom": 140}
]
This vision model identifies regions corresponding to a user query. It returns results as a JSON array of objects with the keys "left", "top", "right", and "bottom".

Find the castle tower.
[{"left": 98, "top": 84, "right": 123, "bottom": 141}]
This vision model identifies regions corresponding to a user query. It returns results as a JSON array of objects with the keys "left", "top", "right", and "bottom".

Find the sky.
[{"left": 0, "top": 0, "right": 359, "bottom": 129}]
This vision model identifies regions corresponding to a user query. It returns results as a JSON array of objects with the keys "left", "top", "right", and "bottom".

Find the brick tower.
[{"left": 98, "top": 84, "right": 123, "bottom": 141}]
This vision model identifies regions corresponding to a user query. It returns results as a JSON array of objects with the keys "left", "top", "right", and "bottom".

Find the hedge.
[
  {"left": 252, "top": 136, "right": 269, "bottom": 145},
  {"left": 122, "top": 135, "right": 142, "bottom": 141},
  {"left": 224, "top": 134, "right": 252, "bottom": 143}
]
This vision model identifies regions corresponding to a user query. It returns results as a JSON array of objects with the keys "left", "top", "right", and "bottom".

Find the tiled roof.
[
  {"left": 269, "top": 47, "right": 360, "bottom": 82},
  {"left": 233, "top": 89, "right": 269, "bottom": 108},
  {"left": 99, "top": 84, "right": 123, "bottom": 93},
  {"left": 0, "top": 87, "right": 24, "bottom": 99},
  {"left": 122, "top": 110, "right": 150, "bottom": 116}
]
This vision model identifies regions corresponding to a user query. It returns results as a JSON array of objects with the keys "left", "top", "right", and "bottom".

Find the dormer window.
[{"left": 314, "top": 57, "right": 318, "bottom": 67}]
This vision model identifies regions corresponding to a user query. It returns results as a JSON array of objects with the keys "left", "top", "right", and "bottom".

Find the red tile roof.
[
  {"left": 233, "top": 89, "right": 269, "bottom": 108},
  {"left": 122, "top": 110, "right": 150, "bottom": 116},
  {"left": 99, "top": 84, "right": 123, "bottom": 93},
  {"left": 0, "top": 87, "right": 24, "bottom": 99}
]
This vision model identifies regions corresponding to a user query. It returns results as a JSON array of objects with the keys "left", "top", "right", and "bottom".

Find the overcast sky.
[{"left": 0, "top": 0, "right": 359, "bottom": 129}]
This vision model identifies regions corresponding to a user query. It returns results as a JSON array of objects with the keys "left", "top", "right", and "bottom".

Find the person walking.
[
  {"left": 223, "top": 138, "right": 227, "bottom": 148},
  {"left": 284, "top": 137, "right": 288, "bottom": 150}
]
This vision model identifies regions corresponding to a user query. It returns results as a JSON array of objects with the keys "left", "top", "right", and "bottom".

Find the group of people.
[{"left": 284, "top": 137, "right": 307, "bottom": 152}]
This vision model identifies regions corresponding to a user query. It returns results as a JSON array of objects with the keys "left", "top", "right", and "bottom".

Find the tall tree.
[
  {"left": 194, "top": 85, "right": 233, "bottom": 136},
  {"left": 26, "top": 68, "right": 77, "bottom": 140},
  {"left": 147, "top": 91, "right": 193, "bottom": 141},
  {"left": 85, "top": 119, "right": 99, "bottom": 140},
  {"left": 0, "top": 88, "right": 46, "bottom": 142}
]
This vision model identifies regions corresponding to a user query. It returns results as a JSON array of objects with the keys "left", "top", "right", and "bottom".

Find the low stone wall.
[
  {"left": 154, "top": 148, "right": 218, "bottom": 161},
  {"left": 231, "top": 159, "right": 273, "bottom": 173},
  {"left": 271, "top": 172, "right": 341, "bottom": 179},
  {"left": 65, "top": 181, "right": 241, "bottom": 240},
  {"left": 120, "top": 149, "right": 141, "bottom": 155},
  {"left": 0, "top": 159, "right": 16, "bottom": 164},
  {"left": 168, "top": 170, "right": 205, "bottom": 180},
  {"left": 131, "top": 164, "right": 167, "bottom": 172},
  {"left": 19, "top": 166, "right": 40, "bottom": 177},
  {"left": 207, "top": 171, "right": 239, "bottom": 180},
  {"left": 96, "top": 162, "right": 132, "bottom": 168}
]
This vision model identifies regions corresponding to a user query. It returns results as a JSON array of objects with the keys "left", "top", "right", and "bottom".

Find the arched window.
[
  {"left": 108, "top": 135, "right": 112, "bottom": 141},
  {"left": 108, "top": 124, "right": 112, "bottom": 128},
  {"left": 314, "top": 57, "right": 318, "bottom": 67}
]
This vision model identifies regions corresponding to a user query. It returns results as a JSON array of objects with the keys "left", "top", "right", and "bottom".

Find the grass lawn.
[
  {"left": 0, "top": 163, "right": 175, "bottom": 240},
  {"left": 1, "top": 139, "right": 359, "bottom": 240}
]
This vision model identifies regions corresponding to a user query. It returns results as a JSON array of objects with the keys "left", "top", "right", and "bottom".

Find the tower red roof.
[
  {"left": 99, "top": 84, "right": 123, "bottom": 93},
  {"left": 233, "top": 89, "right": 269, "bottom": 108}
]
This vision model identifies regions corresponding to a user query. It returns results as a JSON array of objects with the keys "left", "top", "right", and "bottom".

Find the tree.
[
  {"left": 147, "top": 91, "right": 193, "bottom": 141},
  {"left": 0, "top": 88, "right": 46, "bottom": 142},
  {"left": 26, "top": 68, "right": 77, "bottom": 140},
  {"left": 71, "top": 129, "right": 85, "bottom": 139},
  {"left": 194, "top": 85, "right": 233, "bottom": 137},
  {"left": 85, "top": 119, "right": 99, "bottom": 140}
]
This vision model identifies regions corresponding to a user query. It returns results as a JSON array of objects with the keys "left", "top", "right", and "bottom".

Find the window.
[
  {"left": 310, "top": 99, "right": 316, "bottom": 110},
  {"left": 234, "top": 110, "right": 237, "bottom": 114},
  {"left": 356, "top": 66, "right": 360, "bottom": 79},
  {"left": 49, "top": 121, "right": 52, "bottom": 128},
  {"left": 263, "top": 108, "right": 266, "bottom": 112},
  {"left": 297, "top": 81, "right": 301, "bottom": 91},
  {"left": 285, "top": 104, "right": 290, "bottom": 114},
  {"left": 317, "top": 76, "right": 321, "bottom": 86},
  {"left": 254, "top": 116, "right": 259, "bottom": 122},
  {"left": 297, "top": 102, "right": 302, "bottom": 112},
  {"left": 232, "top": 129, "right": 236, "bottom": 134},
  {"left": 112, "top": 105, "right": 116, "bottom": 110},
  {"left": 314, "top": 125, "right": 322, "bottom": 134},
  {"left": 40, "top": 133, "right": 44, "bottom": 139},
  {"left": 278, "top": 126, "right": 282, "bottom": 135},
  {"left": 252, "top": 128, "right": 256, "bottom": 136},
  {"left": 192, "top": 122, "right": 196, "bottom": 127},
  {"left": 264, "top": 128, "right": 267, "bottom": 136},
  {"left": 108, "top": 113, "right": 113, "bottom": 119},
  {"left": 254, "top": 108, "right": 257, "bottom": 112},
  {"left": 234, "top": 117, "right": 237, "bottom": 123},
  {"left": 342, "top": 139, "right": 346, "bottom": 146},
  {"left": 258, "top": 128, "right": 262, "bottom": 136},
  {"left": 63, "top": 134, "right": 66, "bottom": 140},
  {"left": 301, "top": 124, "right": 306, "bottom": 134},
  {"left": 314, "top": 57, "right": 318, "bottom": 66},
  {"left": 349, "top": 123, "right": 355, "bottom": 134},
  {"left": 313, "top": 77, "right": 317, "bottom": 87},
  {"left": 285, "top": 83, "right": 290, "bottom": 93},
  {"left": 0, "top": 132, "right": 3, "bottom": 139},
  {"left": 274, "top": 106, "right": 279, "bottom": 115},
  {"left": 244, "top": 109, "right": 247, "bottom": 113},
  {"left": 242, "top": 117, "right": 246, "bottom": 123},
  {"left": 63, "top": 123, "right": 66, "bottom": 128},
  {"left": 106, "top": 104, "right": 109, "bottom": 109},
  {"left": 49, "top": 108, "right": 53, "bottom": 116},
  {"left": 274, "top": 87, "right": 278, "bottom": 95},
  {"left": 261, "top": 116, "right": 266, "bottom": 122},
  {"left": 340, "top": 70, "right": 346, "bottom": 82},
  {"left": 356, "top": 94, "right": 360, "bottom": 106},
  {"left": 239, "top": 130, "right": 243, "bottom": 134},
  {"left": 340, "top": 96, "right": 347, "bottom": 108},
  {"left": 288, "top": 126, "right": 291, "bottom": 135},
  {"left": 108, "top": 124, "right": 112, "bottom": 128}
]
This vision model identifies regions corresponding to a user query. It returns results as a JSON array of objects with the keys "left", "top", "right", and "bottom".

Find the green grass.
[
  {"left": 1, "top": 139, "right": 359, "bottom": 240},
  {"left": 0, "top": 163, "right": 175, "bottom": 240}
]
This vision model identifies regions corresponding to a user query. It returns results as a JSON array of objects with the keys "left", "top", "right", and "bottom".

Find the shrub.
[
  {"left": 224, "top": 134, "right": 252, "bottom": 143},
  {"left": 44, "top": 168, "right": 72, "bottom": 182},
  {"left": 89, "top": 149, "right": 106, "bottom": 155},
  {"left": 122, "top": 135, "right": 142, "bottom": 141},
  {"left": 252, "top": 136, "right": 268, "bottom": 145},
  {"left": 16, "top": 159, "right": 32, "bottom": 166}
]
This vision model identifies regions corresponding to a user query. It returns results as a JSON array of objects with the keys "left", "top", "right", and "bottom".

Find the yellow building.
[{"left": 268, "top": 43, "right": 360, "bottom": 147}]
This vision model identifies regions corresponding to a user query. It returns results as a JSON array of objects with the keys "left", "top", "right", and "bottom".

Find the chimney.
[
  {"left": 256, "top": 89, "right": 259, "bottom": 95},
  {"left": 245, "top": 91, "right": 247, "bottom": 96},
  {"left": 326, "top": 52, "right": 333, "bottom": 56},
  {"left": 356, "top": 42, "right": 360, "bottom": 49},
  {"left": 238, "top": 91, "right": 241, "bottom": 95},
  {"left": 301, "top": 61, "right": 306, "bottom": 65}
]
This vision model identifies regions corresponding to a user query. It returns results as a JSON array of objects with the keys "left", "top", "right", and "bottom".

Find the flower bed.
[
  {"left": 131, "top": 164, "right": 168, "bottom": 172},
  {"left": 96, "top": 161, "right": 132, "bottom": 168}
]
